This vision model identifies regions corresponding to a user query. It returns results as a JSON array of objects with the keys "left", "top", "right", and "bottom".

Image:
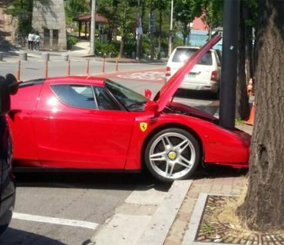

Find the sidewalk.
[
  {"left": 0, "top": 40, "right": 167, "bottom": 64},
  {"left": 89, "top": 124, "right": 252, "bottom": 245},
  {"left": 164, "top": 123, "right": 252, "bottom": 245}
]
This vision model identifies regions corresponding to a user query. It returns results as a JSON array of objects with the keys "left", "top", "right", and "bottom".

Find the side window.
[
  {"left": 94, "top": 87, "right": 120, "bottom": 111},
  {"left": 51, "top": 84, "right": 96, "bottom": 109}
]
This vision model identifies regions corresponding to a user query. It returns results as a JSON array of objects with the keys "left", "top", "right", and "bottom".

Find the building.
[
  {"left": 189, "top": 17, "right": 222, "bottom": 51},
  {"left": 74, "top": 13, "right": 108, "bottom": 40},
  {"left": 32, "top": 0, "right": 67, "bottom": 51}
]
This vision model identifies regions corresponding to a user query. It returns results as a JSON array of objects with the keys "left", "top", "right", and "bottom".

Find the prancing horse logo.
[{"left": 140, "top": 122, "right": 148, "bottom": 132}]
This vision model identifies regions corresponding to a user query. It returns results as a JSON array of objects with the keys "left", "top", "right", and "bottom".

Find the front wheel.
[{"left": 144, "top": 128, "right": 201, "bottom": 182}]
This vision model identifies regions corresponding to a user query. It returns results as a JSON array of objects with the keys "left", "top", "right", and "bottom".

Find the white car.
[{"left": 166, "top": 46, "right": 221, "bottom": 94}]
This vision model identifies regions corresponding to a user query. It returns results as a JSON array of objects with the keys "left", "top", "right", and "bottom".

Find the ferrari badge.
[{"left": 140, "top": 122, "right": 148, "bottom": 132}]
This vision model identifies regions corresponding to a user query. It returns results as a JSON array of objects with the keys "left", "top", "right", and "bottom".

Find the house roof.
[{"left": 192, "top": 16, "right": 209, "bottom": 31}]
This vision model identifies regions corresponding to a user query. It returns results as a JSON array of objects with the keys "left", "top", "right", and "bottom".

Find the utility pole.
[
  {"left": 90, "top": 0, "right": 96, "bottom": 55},
  {"left": 219, "top": 0, "right": 240, "bottom": 129},
  {"left": 168, "top": 0, "right": 174, "bottom": 57}
]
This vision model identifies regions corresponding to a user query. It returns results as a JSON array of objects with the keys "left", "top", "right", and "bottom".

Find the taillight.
[
  {"left": 211, "top": 70, "right": 218, "bottom": 82},
  {"left": 166, "top": 66, "right": 171, "bottom": 77}
]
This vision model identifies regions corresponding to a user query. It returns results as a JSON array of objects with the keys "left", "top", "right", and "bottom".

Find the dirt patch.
[{"left": 196, "top": 195, "right": 284, "bottom": 245}]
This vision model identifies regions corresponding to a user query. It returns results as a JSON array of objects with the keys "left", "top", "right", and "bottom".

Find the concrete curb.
[
  {"left": 136, "top": 180, "right": 193, "bottom": 245},
  {"left": 182, "top": 193, "right": 208, "bottom": 245}
]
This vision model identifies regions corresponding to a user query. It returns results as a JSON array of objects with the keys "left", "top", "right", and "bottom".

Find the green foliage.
[
  {"left": 4, "top": 0, "right": 49, "bottom": 37},
  {"left": 200, "top": 0, "right": 224, "bottom": 30},
  {"left": 97, "top": 0, "right": 136, "bottom": 57},
  {"left": 95, "top": 42, "right": 120, "bottom": 57},
  {"left": 65, "top": 0, "right": 90, "bottom": 25},
  {"left": 67, "top": 34, "right": 79, "bottom": 50}
]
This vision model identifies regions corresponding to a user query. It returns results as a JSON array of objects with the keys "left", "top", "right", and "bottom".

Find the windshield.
[
  {"left": 105, "top": 79, "right": 147, "bottom": 111},
  {"left": 173, "top": 48, "right": 213, "bottom": 66}
]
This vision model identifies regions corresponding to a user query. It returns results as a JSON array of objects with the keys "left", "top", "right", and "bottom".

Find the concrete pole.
[
  {"left": 168, "top": 0, "right": 174, "bottom": 57},
  {"left": 219, "top": 0, "right": 240, "bottom": 129},
  {"left": 90, "top": 0, "right": 96, "bottom": 55}
]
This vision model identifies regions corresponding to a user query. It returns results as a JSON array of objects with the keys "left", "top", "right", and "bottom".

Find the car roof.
[
  {"left": 44, "top": 76, "right": 106, "bottom": 87},
  {"left": 174, "top": 46, "right": 215, "bottom": 52}
]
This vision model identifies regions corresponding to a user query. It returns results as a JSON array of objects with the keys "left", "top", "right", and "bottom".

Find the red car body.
[{"left": 7, "top": 35, "right": 250, "bottom": 181}]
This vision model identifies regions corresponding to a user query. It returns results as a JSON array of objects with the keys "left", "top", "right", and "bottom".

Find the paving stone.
[{"left": 164, "top": 174, "right": 247, "bottom": 245}]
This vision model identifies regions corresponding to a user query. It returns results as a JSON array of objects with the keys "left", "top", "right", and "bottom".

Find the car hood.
[
  {"left": 165, "top": 101, "right": 218, "bottom": 123},
  {"left": 154, "top": 34, "right": 222, "bottom": 112}
]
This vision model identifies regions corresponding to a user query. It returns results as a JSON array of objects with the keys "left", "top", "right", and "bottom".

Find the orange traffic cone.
[{"left": 244, "top": 103, "right": 255, "bottom": 125}]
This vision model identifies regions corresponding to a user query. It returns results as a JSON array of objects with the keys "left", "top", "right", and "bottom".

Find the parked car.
[
  {"left": 7, "top": 35, "right": 250, "bottom": 183},
  {"left": 0, "top": 74, "right": 18, "bottom": 235},
  {"left": 166, "top": 46, "right": 222, "bottom": 95}
]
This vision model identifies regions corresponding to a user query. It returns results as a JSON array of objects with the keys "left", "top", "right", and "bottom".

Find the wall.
[{"left": 32, "top": 0, "right": 67, "bottom": 51}]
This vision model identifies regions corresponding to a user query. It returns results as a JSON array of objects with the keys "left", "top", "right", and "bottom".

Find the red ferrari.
[{"left": 7, "top": 35, "right": 250, "bottom": 182}]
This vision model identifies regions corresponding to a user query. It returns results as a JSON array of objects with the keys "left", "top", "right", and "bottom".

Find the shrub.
[{"left": 67, "top": 35, "right": 79, "bottom": 50}]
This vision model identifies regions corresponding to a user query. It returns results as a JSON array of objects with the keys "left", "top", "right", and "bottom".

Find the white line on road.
[{"left": 12, "top": 212, "right": 99, "bottom": 230}]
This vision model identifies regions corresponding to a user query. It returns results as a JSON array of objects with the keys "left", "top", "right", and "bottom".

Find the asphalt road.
[
  {"left": 1, "top": 172, "right": 171, "bottom": 245},
  {"left": 0, "top": 62, "right": 219, "bottom": 245}
]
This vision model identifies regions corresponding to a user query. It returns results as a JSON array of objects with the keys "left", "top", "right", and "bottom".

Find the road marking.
[
  {"left": 12, "top": 212, "right": 99, "bottom": 230},
  {"left": 117, "top": 71, "right": 166, "bottom": 81}
]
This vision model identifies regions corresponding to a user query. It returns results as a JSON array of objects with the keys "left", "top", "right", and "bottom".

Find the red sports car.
[{"left": 7, "top": 35, "right": 250, "bottom": 182}]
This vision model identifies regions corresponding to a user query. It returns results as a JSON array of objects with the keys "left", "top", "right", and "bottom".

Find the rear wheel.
[{"left": 144, "top": 128, "right": 200, "bottom": 182}]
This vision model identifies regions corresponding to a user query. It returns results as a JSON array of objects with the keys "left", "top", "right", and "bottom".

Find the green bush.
[
  {"left": 142, "top": 39, "right": 151, "bottom": 57},
  {"left": 95, "top": 41, "right": 120, "bottom": 57},
  {"left": 67, "top": 35, "right": 79, "bottom": 50},
  {"left": 123, "top": 43, "right": 135, "bottom": 57}
]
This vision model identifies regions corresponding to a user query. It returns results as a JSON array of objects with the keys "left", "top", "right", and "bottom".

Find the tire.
[{"left": 144, "top": 128, "right": 201, "bottom": 182}]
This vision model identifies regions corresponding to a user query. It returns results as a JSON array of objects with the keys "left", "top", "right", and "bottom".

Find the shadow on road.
[
  {"left": 13, "top": 165, "right": 246, "bottom": 193},
  {"left": 194, "top": 164, "right": 248, "bottom": 180},
  {"left": 14, "top": 171, "right": 172, "bottom": 193},
  {"left": 0, "top": 228, "right": 66, "bottom": 245}
]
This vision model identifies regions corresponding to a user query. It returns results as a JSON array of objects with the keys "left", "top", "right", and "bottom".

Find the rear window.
[
  {"left": 51, "top": 84, "right": 96, "bottom": 109},
  {"left": 172, "top": 48, "right": 213, "bottom": 66}
]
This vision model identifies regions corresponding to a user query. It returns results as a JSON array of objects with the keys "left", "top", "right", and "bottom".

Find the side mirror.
[
  {"left": 0, "top": 74, "right": 19, "bottom": 115},
  {"left": 144, "top": 101, "right": 159, "bottom": 117},
  {"left": 144, "top": 89, "right": 152, "bottom": 99},
  {"left": 0, "top": 76, "right": 11, "bottom": 115},
  {"left": 6, "top": 73, "right": 19, "bottom": 95}
]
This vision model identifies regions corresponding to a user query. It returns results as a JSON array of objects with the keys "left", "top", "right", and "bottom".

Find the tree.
[
  {"left": 97, "top": 0, "right": 120, "bottom": 43},
  {"left": 236, "top": 0, "right": 251, "bottom": 120},
  {"left": 4, "top": 0, "right": 49, "bottom": 37},
  {"left": 199, "top": 0, "right": 223, "bottom": 38},
  {"left": 65, "top": 0, "right": 90, "bottom": 24},
  {"left": 174, "top": 0, "right": 202, "bottom": 45},
  {"left": 237, "top": 0, "right": 284, "bottom": 232},
  {"left": 152, "top": 0, "right": 170, "bottom": 60}
]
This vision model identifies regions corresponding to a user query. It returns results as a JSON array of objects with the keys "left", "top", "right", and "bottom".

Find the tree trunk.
[
  {"left": 182, "top": 22, "right": 188, "bottom": 45},
  {"left": 236, "top": 0, "right": 250, "bottom": 120},
  {"left": 157, "top": 9, "right": 162, "bottom": 60},
  {"left": 237, "top": 0, "right": 284, "bottom": 232},
  {"left": 244, "top": 4, "right": 253, "bottom": 83},
  {"left": 119, "top": 37, "right": 125, "bottom": 58},
  {"left": 150, "top": 0, "right": 154, "bottom": 60}
]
